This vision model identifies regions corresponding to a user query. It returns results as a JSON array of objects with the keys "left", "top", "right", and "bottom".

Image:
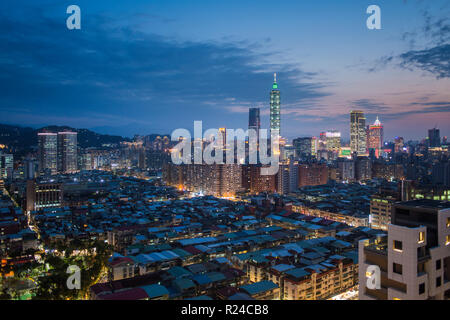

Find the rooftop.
[{"left": 396, "top": 199, "right": 450, "bottom": 210}]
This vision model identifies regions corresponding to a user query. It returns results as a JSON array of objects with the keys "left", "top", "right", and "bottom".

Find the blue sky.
[{"left": 1, "top": 0, "right": 449, "bottom": 140}]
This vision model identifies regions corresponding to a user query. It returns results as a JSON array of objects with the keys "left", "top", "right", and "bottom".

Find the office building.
[
  {"left": 325, "top": 131, "right": 341, "bottom": 152},
  {"left": 0, "top": 153, "right": 13, "bottom": 180},
  {"left": 57, "top": 131, "right": 78, "bottom": 173},
  {"left": 38, "top": 132, "right": 58, "bottom": 175},
  {"left": 350, "top": 110, "right": 367, "bottom": 155},
  {"left": 248, "top": 108, "right": 261, "bottom": 137},
  {"left": 428, "top": 128, "right": 441, "bottom": 148},
  {"left": 26, "top": 179, "right": 63, "bottom": 211},
  {"left": 367, "top": 117, "right": 383, "bottom": 158}
]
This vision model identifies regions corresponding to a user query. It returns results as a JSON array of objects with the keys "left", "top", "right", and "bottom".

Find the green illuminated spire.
[{"left": 272, "top": 73, "right": 278, "bottom": 89}]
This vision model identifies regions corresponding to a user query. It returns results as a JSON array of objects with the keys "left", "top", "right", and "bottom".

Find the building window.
[
  {"left": 393, "top": 263, "right": 403, "bottom": 275},
  {"left": 419, "top": 283, "right": 425, "bottom": 295},
  {"left": 418, "top": 232, "right": 425, "bottom": 243},
  {"left": 447, "top": 217, "right": 450, "bottom": 228},
  {"left": 436, "top": 276, "right": 442, "bottom": 287},
  {"left": 393, "top": 240, "right": 403, "bottom": 252},
  {"left": 436, "top": 259, "right": 441, "bottom": 270},
  {"left": 446, "top": 235, "right": 450, "bottom": 246}
]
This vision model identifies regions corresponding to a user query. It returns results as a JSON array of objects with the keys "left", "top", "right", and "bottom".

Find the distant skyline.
[{"left": 1, "top": 0, "right": 449, "bottom": 140}]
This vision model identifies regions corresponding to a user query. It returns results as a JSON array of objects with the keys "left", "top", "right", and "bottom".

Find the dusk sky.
[{"left": 1, "top": 0, "right": 449, "bottom": 140}]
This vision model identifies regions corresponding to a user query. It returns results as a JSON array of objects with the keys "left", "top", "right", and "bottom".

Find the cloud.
[
  {"left": 398, "top": 44, "right": 450, "bottom": 79},
  {"left": 369, "top": 8, "right": 450, "bottom": 79},
  {"left": 379, "top": 101, "right": 450, "bottom": 120},
  {"left": 0, "top": 6, "right": 330, "bottom": 136},
  {"left": 350, "top": 99, "right": 390, "bottom": 113}
]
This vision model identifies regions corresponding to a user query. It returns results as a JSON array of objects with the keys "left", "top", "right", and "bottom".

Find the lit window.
[
  {"left": 393, "top": 297, "right": 401, "bottom": 300},
  {"left": 447, "top": 217, "right": 450, "bottom": 228},
  {"left": 446, "top": 235, "right": 450, "bottom": 246},
  {"left": 418, "top": 232, "right": 425, "bottom": 243}
]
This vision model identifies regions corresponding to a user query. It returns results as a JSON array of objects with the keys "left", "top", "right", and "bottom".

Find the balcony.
[{"left": 365, "top": 286, "right": 388, "bottom": 300}]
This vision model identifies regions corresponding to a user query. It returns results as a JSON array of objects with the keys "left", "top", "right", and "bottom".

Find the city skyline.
[
  {"left": 1, "top": 1, "right": 449, "bottom": 140},
  {"left": 2, "top": 0, "right": 450, "bottom": 304}
]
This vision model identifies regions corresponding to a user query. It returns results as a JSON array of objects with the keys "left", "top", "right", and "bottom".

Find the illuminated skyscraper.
[
  {"left": 0, "top": 153, "right": 13, "bottom": 180},
  {"left": 319, "top": 131, "right": 341, "bottom": 152},
  {"left": 350, "top": 110, "right": 367, "bottom": 155},
  {"left": 57, "top": 132, "right": 78, "bottom": 173},
  {"left": 270, "top": 73, "right": 280, "bottom": 136},
  {"left": 367, "top": 116, "right": 383, "bottom": 158},
  {"left": 38, "top": 132, "right": 58, "bottom": 175}
]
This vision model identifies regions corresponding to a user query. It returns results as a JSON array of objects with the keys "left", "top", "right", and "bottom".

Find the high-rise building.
[
  {"left": 293, "top": 137, "right": 313, "bottom": 159},
  {"left": 248, "top": 108, "right": 261, "bottom": 136},
  {"left": 337, "top": 158, "right": 355, "bottom": 182},
  {"left": 325, "top": 131, "right": 341, "bottom": 152},
  {"left": 428, "top": 128, "right": 441, "bottom": 148},
  {"left": 276, "top": 163, "right": 291, "bottom": 195},
  {"left": 355, "top": 156, "right": 372, "bottom": 181},
  {"left": 38, "top": 132, "right": 58, "bottom": 175},
  {"left": 432, "top": 161, "right": 450, "bottom": 187},
  {"left": 57, "top": 132, "right": 78, "bottom": 173},
  {"left": 311, "top": 137, "right": 318, "bottom": 157},
  {"left": 280, "top": 145, "right": 296, "bottom": 161},
  {"left": 350, "top": 110, "right": 367, "bottom": 155},
  {"left": 242, "top": 164, "right": 276, "bottom": 194},
  {"left": 359, "top": 200, "right": 450, "bottom": 300},
  {"left": 394, "top": 137, "right": 404, "bottom": 153},
  {"left": 24, "top": 158, "right": 38, "bottom": 180},
  {"left": 270, "top": 73, "right": 280, "bottom": 137},
  {"left": 276, "top": 160, "right": 298, "bottom": 194},
  {"left": 0, "top": 153, "right": 13, "bottom": 180},
  {"left": 165, "top": 163, "right": 242, "bottom": 197},
  {"left": 367, "top": 117, "right": 383, "bottom": 158}
]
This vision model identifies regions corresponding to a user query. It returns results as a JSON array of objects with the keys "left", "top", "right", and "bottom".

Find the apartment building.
[
  {"left": 370, "top": 194, "right": 397, "bottom": 231},
  {"left": 359, "top": 200, "right": 450, "bottom": 300},
  {"left": 283, "top": 257, "right": 358, "bottom": 300}
]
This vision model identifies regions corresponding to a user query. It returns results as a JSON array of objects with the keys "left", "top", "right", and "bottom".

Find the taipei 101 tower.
[{"left": 270, "top": 73, "right": 280, "bottom": 137}]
